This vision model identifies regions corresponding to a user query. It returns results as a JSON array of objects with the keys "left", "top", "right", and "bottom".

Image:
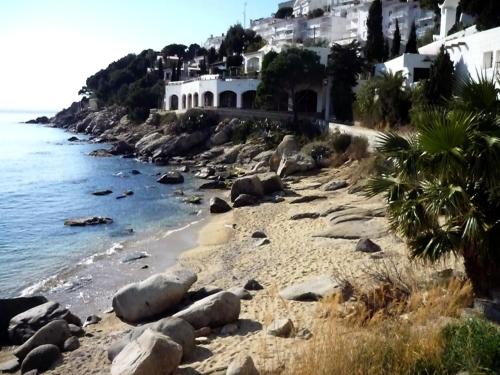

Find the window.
[
  {"left": 483, "top": 51, "right": 493, "bottom": 69},
  {"left": 496, "top": 51, "right": 500, "bottom": 68}
]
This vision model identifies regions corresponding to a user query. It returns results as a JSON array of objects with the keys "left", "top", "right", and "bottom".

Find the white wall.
[
  {"left": 375, "top": 53, "right": 434, "bottom": 84},
  {"left": 420, "top": 26, "right": 500, "bottom": 83}
]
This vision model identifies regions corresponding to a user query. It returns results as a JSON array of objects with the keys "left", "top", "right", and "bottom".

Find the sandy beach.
[{"left": 0, "top": 160, "right": 466, "bottom": 375}]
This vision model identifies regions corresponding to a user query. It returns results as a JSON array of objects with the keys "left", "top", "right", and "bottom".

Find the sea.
[{"left": 0, "top": 111, "right": 206, "bottom": 316}]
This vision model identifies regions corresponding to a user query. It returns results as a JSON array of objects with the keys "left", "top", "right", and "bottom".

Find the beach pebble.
[
  {"left": 83, "top": 315, "right": 101, "bottom": 327},
  {"left": 355, "top": 238, "right": 382, "bottom": 253},
  {"left": 233, "top": 194, "right": 259, "bottom": 208},
  {"left": 220, "top": 323, "right": 238, "bottom": 336},
  {"left": 63, "top": 336, "right": 80, "bottom": 352},
  {"left": 296, "top": 328, "right": 313, "bottom": 340},
  {"left": 244, "top": 279, "right": 264, "bottom": 291},
  {"left": 21, "top": 344, "right": 61, "bottom": 374},
  {"left": 195, "top": 336, "right": 210, "bottom": 345},
  {"left": 322, "top": 180, "right": 348, "bottom": 191},
  {"left": 267, "top": 319, "right": 294, "bottom": 338},
  {"left": 194, "top": 327, "right": 211, "bottom": 338},
  {"left": 279, "top": 275, "right": 349, "bottom": 302},
  {"left": 226, "top": 354, "right": 259, "bottom": 375},
  {"left": 255, "top": 238, "right": 270, "bottom": 247},
  {"left": 250, "top": 231, "right": 267, "bottom": 239},
  {"left": 228, "top": 287, "right": 252, "bottom": 300},
  {"left": 68, "top": 324, "right": 84, "bottom": 337},
  {"left": 0, "top": 358, "right": 19, "bottom": 373}
]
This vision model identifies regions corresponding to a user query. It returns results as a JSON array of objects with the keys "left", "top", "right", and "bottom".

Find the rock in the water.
[
  {"left": 244, "top": 280, "right": 263, "bottom": 291},
  {"left": 289, "top": 195, "right": 326, "bottom": 204},
  {"left": 130, "top": 170, "right": 141, "bottom": 175},
  {"left": 157, "top": 171, "right": 184, "bottom": 184},
  {"left": 9, "top": 302, "right": 81, "bottom": 345},
  {"left": 227, "top": 354, "right": 259, "bottom": 375},
  {"left": 107, "top": 317, "right": 195, "bottom": 362},
  {"left": 67, "top": 136, "right": 79, "bottom": 142},
  {"left": 111, "top": 329, "right": 182, "bottom": 375},
  {"left": 251, "top": 231, "right": 267, "bottom": 239},
  {"left": 290, "top": 213, "right": 320, "bottom": 220},
  {"left": 356, "top": 238, "right": 381, "bottom": 253},
  {"left": 14, "top": 320, "right": 70, "bottom": 360},
  {"left": 233, "top": 194, "right": 258, "bottom": 208},
  {"left": 89, "top": 149, "right": 113, "bottom": 157},
  {"left": 92, "top": 190, "right": 113, "bottom": 196},
  {"left": 322, "top": 180, "right": 348, "bottom": 191},
  {"left": 256, "top": 173, "right": 283, "bottom": 195},
  {"left": 110, "top": 141, "right": 134, "bottom": 156},
  {"left": 228, "top": 287, "right": 252, "bottom": 300},
  {"left": 0, "top": 296, "right": 47, "bottom": 343},
  {"left": 210, "top": 197, "right": 232, "bottom": 214},
  {"left": 313, "top": 220, "right": 387, "bottom": 240},
  {"left": 230, "top": 176, "right": 264, "bottom": 202},
  {"left": 121, "top": 252, "right": 149, "bottom": 264},
  {"left": 267, "top": 319, "right": 294, "bottom": 338},
  {"left": 183, "top": 195, "right": 203, "bottom": 205},
  {"left": 112, "top": 268, "right": 197, "bottom": 323},
  {"left": 64, "top": 217, "right": 113, "bottom": 226},
  {"left": 199, "top": 180, "right": 227, "bottom": 190},
  {"left": 20, "top": 344, "right": 61, "bottom": 374},
  {"left": 83, "top": 315, "right": 101, "bottom": 327},
  {"left": 279, "top": 276, "right": 349, "bottom": 301},
  {"left": 63, "top": 336, "right": 80, "bottom": 352},
  {"left": 173, "top": 291, "right": 240, "bottom": 329}
]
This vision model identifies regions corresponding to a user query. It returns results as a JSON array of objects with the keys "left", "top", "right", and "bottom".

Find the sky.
[{"left": 0, "top": 0, "right": 280, "bottom": 112}]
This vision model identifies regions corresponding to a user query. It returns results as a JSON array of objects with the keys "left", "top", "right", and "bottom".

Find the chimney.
[{"left": 439, "top": 0, "right": 460, "bottom": 39}]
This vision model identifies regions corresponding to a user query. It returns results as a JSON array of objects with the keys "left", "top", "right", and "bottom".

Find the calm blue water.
[{"left": 0, "top": 111, "right": 200, "bottom": 303}]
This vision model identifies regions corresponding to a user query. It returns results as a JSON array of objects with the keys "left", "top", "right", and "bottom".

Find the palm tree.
[{"left": 367, "top": 75, "right": 500, "bottom": 297}]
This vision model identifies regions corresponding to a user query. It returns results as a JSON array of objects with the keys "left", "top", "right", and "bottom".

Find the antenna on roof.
[{"left": 243, "top": 1, "right": 247, "bottom": 28}]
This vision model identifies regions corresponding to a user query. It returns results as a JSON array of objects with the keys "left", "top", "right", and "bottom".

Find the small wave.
[
  {"left": 20, "top": 274, "right": 59, "bottom": 296},
  {"left": 52, "top": 275, "right": 93, "bottom": 293},
  {"left": 162, "top": 219, "right": 203, "bottom": 238},
  {"left": 78, "top": 242, "right": 124, "bottom": 265}
]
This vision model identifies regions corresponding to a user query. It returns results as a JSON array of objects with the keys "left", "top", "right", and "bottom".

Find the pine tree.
[
  {"left": 391, "top": 20, "right": 401, "bottom": 58},
  {"left": 157, "top": 58, "right": 164, "bottom": 80},
  {"left": 365, "top": 0, "right": 384, "bottom": 63},
  {"left": 383, "top": 38, "right": 390, "bottom": 61},
  {"left": 405, "top": 22, "right": 418, "bottom": 54},
  {"left": 423, "top": 46, "right": 455, "bottom": 105}
]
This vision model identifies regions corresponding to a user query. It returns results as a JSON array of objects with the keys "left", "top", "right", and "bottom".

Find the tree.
[
  {"left": 218, "top": 40, "right": 227, "bottom": 58},
  {"left": 383, "top": 39, "right": 390, "bottom": 61},
  {"left": 157, "top": 58, "right": 164, "bottom": 80},
  {"left": 367, "top": 75, "right": 500, "bottom": 297},
  {"left": 257, "top": 48, "right": 325, "bottom": 121},
  {"left": 207, "top": 47, "right": 218, "bottom": 65},
  {"left": 328, "top": 41, "right": 366, "bottom": 121},
  {"left": 275, "top": 7, "right": 293, "bottom": 19},
  {"left": 199, "top": 58, "right": 208, "bottom": 75},
  {"left": 225, "top": 24, "right": 246, "bottom": 55},
  {"left": 365, "top": 0, "right": 385, "bottom": 63},
  {"left": 308, "top": 8, "right": 325, "bottom": 19},
  {"left": 460, "top": 0, "right": 500, "bottom": 30},
  {"left": 186, "top": 43, "right": 201, "bottom": 60},
  {"left": 423, "top": 46, "right": 455, "bottom": 105},
  {"left": 391, "top": 20, "right": 401, "bottom": 58},
  {"left": 405, "top": 22, "right": 418, "bottom": 54}
]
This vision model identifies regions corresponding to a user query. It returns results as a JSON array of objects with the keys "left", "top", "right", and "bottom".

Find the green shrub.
[
  {"left": 331, "top": 132, "right": 352, "bottom": 153},
  {"left": 440, "top": 318, "right": 500, "bottom": 374},
  {"left": 231, "top": 120, "right": 256, "bottom": 144},
  {"left": 302, "top": 141, "right": 333, "bottom": 163},
  {"left": 159, "top": 112, "right": 177, "bottom": 126},
  {"left": 176, "top": 109, "right": 218, "bottom": 134}
]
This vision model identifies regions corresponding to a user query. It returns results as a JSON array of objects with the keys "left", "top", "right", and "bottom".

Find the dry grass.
[{"left": 285, "top": 271, "right": 474, "bottom": 375}]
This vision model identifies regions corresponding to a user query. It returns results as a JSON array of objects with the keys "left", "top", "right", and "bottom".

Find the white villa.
[
  {"left": 375, "top": 0, "right": 500, "bottom": 86},
  {"left": 163, "top": 45, "right": 331, "bottom": 116}
]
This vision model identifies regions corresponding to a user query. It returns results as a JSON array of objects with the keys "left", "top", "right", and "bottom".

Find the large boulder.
[
  {"left": 173, "top": 291, "right": 240, "bottom": 329},
  {"left": 209, "top": 197, "right": 232, "bottom": 214},
  {"left": 0, "top": 296, "right": 47, "bottom": 343},
  {"left": 8, "top": 302, "right": 81, "bottom": 345},
  {"left": 256, "top": 173, "right": 283, "bottom": 195},
  {"left": 110, "top": 141, "right": 134, "bottom": 155},
  {"left": 20, "top": 344, "right": 61, "bottom": 374},
  {"left": 111, "top": 329, "right": 182, "bottom": 375},
  {"left": 14, "top": 320, "right": 70, "bottom": 360},
  {"left": 233, "top": 194, "right": 259, "bottom": 208},
  {"left": 219, "top": 145, "right": 244, "bottom": 164},
  {"left": 157, "top": 131, "right": 209, "bottom": 158},
  {"left": 230, "top": 176, "right": 264, "bottom": 202},
  {"left": 157, "top": 171, "right": 184, "bottom": 184},
  {"left": 64, "top": 216, "right": 113, "bottom": 226},
  {"left": 269, "top": 135, "right": 300, "bottom": 171},
  {"left": 276, "top": 153, "right": 316, "bottom": 177},
  {"left": 107, "top": 317, "right": 194, "bottom": 362},
  {"left": 279, "top": 276, "right": 349, "bottom": 302},
  {"left": 135, "top": 133, "right": 169, "bottom": 155},
  {"left": 112, "top": 268, "right": 197, "bottom": 323}
]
